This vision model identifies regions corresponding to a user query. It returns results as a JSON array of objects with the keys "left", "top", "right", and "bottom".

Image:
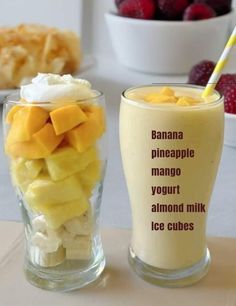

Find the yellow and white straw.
[{"left": 202, "top": 26, "right": 236, "bottom": 97}]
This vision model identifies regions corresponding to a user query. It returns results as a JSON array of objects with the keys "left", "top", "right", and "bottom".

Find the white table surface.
[
  {"left": 0, "top": 221, "right": 236, "bottom": 306},
  {"left": 0, "top": 56, "right": 235, "bottom": 237}
]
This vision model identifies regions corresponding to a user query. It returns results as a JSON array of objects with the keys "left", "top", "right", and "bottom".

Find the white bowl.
[
  {"left": 105, "top": 12, "right": 233, "bottom": 74},
  {"left": 225, "top": 113, "right": 236, "bottom": 147}
]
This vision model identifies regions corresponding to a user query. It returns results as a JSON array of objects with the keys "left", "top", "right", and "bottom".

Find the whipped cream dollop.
[{"left": 20, "top": 73, "right": 94, "bottom": 103}]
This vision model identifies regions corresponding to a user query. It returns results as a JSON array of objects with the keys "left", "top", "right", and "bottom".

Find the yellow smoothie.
[{"left": 120, "top": 85, "right": 224, "bottom": 270}]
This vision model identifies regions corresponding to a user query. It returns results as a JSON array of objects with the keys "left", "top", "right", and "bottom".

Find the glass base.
[
  {"left": 24, "top": 255, "right": 105, "bottom": 292},
  {"left": 128, "top": 246, "right": 210, "bottom": 288}
]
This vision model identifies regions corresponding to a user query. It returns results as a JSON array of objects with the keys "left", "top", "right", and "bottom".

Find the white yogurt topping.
[{"left": 20, "top": 73, "right": 94, "bottom": 103}]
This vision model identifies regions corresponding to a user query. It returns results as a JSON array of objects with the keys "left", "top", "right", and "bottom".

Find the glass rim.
[
  {"left": 3, "top": 89, "right": 104, "bottom": 106},
  {"left": 122, "top": 84, "right": 223, "bottom": 109}
]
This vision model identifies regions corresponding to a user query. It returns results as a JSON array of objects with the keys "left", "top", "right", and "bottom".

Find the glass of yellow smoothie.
[
  {"left": 3, "top": 74, "right": 107, "bottom": 291},
  {"left": 119, "top": 84, "right": 224, "bottom": 287}
]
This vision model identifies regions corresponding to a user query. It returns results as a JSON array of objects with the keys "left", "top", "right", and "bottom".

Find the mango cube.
[
  {"left": 6, "top": 106, "right": 23, "bottom": 124},
  {"left": 50, "top": 104, "right": 87, "bottom": 135},
  {"left": 6, "top": 140, "right": 49, "bottom": 159},
  {"left": 33, "top": 123, "right": 64, "bottom": 154},
  {"left": 44, "top": 196, "right": 89, "bottom": 229},
  {"left": 45, "top": 146, "right": 98, "bottom": 181},
  {"left": 25, "top": 174, "right": 84, "bottom": 209},
  {"left": 160, "top": 87, "right": 175, "bottom": 96},
  {"left": 145, "top": 94, "right": 177, "bottom": 104},
  {"left": 84, "top": 105, "right": 106, "bottom": 134},
  {"left": 177, "top": 97, "right": 196, "bottom": 106},
  {"left": 66, "top": 119, "right": 101, "bottom": 153},
  {"left": 6, "top": 123, "right": 63, "bottom": 159},
  {"left": 7, "top": 106, "right": 49, "bottom": 144},
  {"left": 176, "top": 100, "right": 190, "bottom": 106},
  {"left": 65, "top": 104, "right": 105, "bottom": 153}
]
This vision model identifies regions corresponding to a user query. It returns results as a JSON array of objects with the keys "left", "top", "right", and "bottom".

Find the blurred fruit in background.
[
  {"left": 115, "top": 0, "right": 232, "bottom": 20},
  {"left": 118, "top": 0, "right": 156, "bottom": 19},
  {"left": 183, "top": 3, "right": 216, "bottom": 20},
  {"left": 158, "top": 0, "right": 189, "bottom": 20},
  {"left": 115, "top": 0, "right": 125, "bottom": 7},
  {"left": 188, "top": 60, "right": 236, "bottom": 114},
  {"left": 0, "top": 24, "right": 81, "bottom": 89},
  {"left": 194, "top": 0, "right": 232, "bottom": 16},
  {"left": 188, "top": 60, "right": 216, "bottom": 86}
]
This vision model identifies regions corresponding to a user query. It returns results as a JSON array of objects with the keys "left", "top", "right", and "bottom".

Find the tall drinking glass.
[
  {"left": 3, "top": 91, "right": 107, "bottom": 291},
  {"left": 120, "top": 84, "right": 224, "bottom": 287}
]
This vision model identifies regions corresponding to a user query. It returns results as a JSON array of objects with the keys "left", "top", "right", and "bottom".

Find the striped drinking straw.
[{"left": 202, "top": 26, "right": 236, "bottom": 98}]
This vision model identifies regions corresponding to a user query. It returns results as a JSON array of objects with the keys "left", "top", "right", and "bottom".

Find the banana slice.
[
  {"left": 60, "top": 228, "right": 75, "bottom": 242},
  {"left": 64, "top": 210, "right": 92, "bottom": 236},
  {"left": 66, "top": 247, "right": 91, "bottom": 261},
  {"left": 31, "top": 232, "right": 62, "bottom": 253},
  {"left": 31, "top": 215, "right": 92, "bottom": 261},
  {"left": 32, "top": 215, "right": 47, "bottom": 233},
  {"left": 64, "top": 235, "right": 92, "bottom": 260},
  {"left": 63, "top": 234, "right": 90, "bottom": 248},
  {"left": 31, "top": 245, "right": 66, "bottom": 267},
  {"left": 31, "top": 215, "right": 63, "bottom": 252}
]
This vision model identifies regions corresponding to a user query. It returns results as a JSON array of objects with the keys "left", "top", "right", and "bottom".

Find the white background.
[{"left": 0, "top": 0, "right": 83, "bottom": 33}]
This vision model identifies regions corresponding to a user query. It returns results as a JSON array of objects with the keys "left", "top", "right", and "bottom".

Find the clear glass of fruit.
[{"left": 3, "top": 77, "right": 107, "bottom": 291}]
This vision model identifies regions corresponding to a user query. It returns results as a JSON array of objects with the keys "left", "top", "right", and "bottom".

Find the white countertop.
[
  {"left": 0, "top": 221, "right": 236, "bottom": 306},
  {"left": 0, "top": 56, "right": 236, "bottom": 237}
]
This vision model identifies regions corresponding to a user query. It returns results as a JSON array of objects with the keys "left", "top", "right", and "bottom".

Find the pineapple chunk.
[
  {"left": 11, "top": 158, "right": 44, "bottom": 192},
  {"left": 78, "top": 160, "right": 102, "bottom": 197},
  {"left": 25, "top": 174, "right": 83, "bottom": 209},
  {"left": 7, "top": 106, "right": 49, "bottom": 144},
  {"left": 45, "top": 146, "right": 98, "bottom": 181},
  {"left": 79, "top": 160, "right": 101, "bottom": 189},
  {"left": 44, "top": 196, "right": 89, "bottom": 229},
  {"left": 50, "top": 104, "right": 88, "bottom": 135},
  {"left": 82, "top": 185, "right": 93, "bottom": 198},
  {"left": 24, "top": 159, "right": 45, "bottom": 176}
]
